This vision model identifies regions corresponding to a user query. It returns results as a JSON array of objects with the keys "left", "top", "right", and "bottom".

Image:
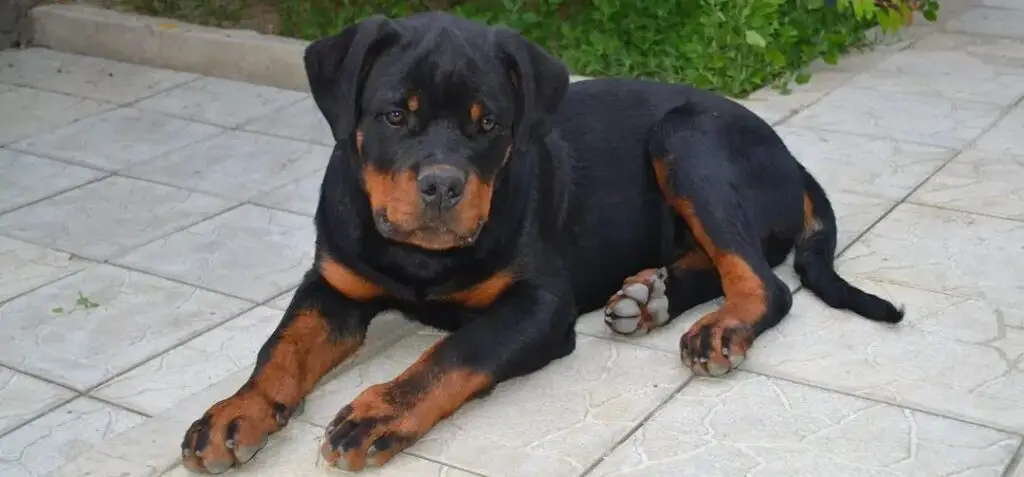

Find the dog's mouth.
[{"left": 374, "top": 213, "right": 483, "bottom": 250}]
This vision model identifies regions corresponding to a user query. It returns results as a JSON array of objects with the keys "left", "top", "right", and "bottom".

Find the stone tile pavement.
[{"left": 1, "top": 4, "right": 1023, "bottom": 476}]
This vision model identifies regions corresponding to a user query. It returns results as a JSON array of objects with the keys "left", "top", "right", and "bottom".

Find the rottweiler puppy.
[{"left": 181, "top": 11, "right": 904, "bottom": 474}]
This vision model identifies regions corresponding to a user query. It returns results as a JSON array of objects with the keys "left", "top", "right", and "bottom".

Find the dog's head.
[{"left": 305, "top": 12, "right": 568, "bottom": 251}]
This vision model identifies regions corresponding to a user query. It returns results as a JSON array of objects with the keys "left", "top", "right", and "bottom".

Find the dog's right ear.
[{"left": 304, "top": 16, "right": 400, "bottom": 144}]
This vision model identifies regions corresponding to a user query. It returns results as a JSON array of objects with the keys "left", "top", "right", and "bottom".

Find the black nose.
[{"left": 417, "top": 167, "right": 466, "bottom": 210}]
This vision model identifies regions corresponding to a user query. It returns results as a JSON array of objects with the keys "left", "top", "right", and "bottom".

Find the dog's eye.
[
  {"left": 383, "top": 110, "right": 407, "bottom": 127},
  {"left": 480, "top": 116, "right": 497, "bottom": 133}
]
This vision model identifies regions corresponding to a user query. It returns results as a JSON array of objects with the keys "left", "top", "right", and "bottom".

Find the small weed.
[{"left": 51, "top": 291, "right": 101, "bottom": 314}]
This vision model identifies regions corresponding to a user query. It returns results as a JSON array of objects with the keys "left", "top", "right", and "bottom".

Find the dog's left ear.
[
  {"left": 495, "top": 28, "right": 569, "bottom": 150},
  {"left": 304, "top": 16, "right": 401, "bottom": 143}
]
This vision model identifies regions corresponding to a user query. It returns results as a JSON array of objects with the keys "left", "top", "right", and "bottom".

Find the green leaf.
[
  {"left": 744, "top": 30, "right": 767, "bottom": 48},
  {"left": 923, "top": 9, "right": 938, "bottom": 22},
  {"left": 51, "top": 307, "right": 64, "bottom": 314}
]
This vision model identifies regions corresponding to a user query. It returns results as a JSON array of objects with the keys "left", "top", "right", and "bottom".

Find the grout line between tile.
[
  {"left": 78, "top": 300, "right": 264, "bottom": 396},
  {"left": 403, "top": 453, "right": 492, "bottom": 477},
  {"left": 903, "top": 199, "right": 1024, "bottom": 224},
  {"left": 0, "top": 256, "right": 96, "bottom": 308},
  {"left": 1002, "top": 441, "right": 1024, "bottom": 477},
  {"left": 101, "top": 200, "right": 245, "bottom": 261},
  {"left": 741, "top": 369, "right": 1024, "bottom": 438},
  {"left": 0, "top": 171, "right": 114, "bottom": 217},
  {"left": 834, "top": 93, "right": 1024, "bottom": 256},
  {"left": 0, "top": 388, "right": 78, "bottom": 440},
  {"left": 576, "top": 375, "right": 695, "bottom": 477},
  {"left": 84, "top": 394, "right": 153, "bottom": 419}
]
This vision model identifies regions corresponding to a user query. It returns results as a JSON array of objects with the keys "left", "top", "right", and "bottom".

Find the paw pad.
[{"left": 603, "top": 268, "right": 671, "bottom": 335}]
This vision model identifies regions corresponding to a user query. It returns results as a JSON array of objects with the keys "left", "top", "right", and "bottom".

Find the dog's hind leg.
[{"left": 623, "top": 104, "right": 795, "bottom": 376}]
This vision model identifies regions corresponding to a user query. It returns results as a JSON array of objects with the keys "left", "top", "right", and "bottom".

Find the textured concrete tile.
[
  {"left": 124, "top": 131, "right": 329, "bottom": 202},
  {"left": 0, "top": 397, "right": 145, "bottom": 477},
  {"left": 160, "top": 422, "right": 481, "bottom": 477},
  {"left": 241, "top": 97, "right": 335, "bottom": 146},
  {"left": 93, "top": 307, "right": 279, "bottom": 416},
  {"left": 0, "top": 86, "right": 111, "bottom": 144},
  {"left": 910, "top": 149, "right": 1024, "bottom": 221},
  {"left": 300, "top": 332, "right": 686, "bottom": 477},
  {"left": 265, "top": 289, "right": 295, "bottom": 310},
  {"left": 133, "top": 77, "right": 304, "bottom": 127},
  {"left": 973, "top": 103, "right": 1024, "bottom": 157},
  {"left": 589, "top": 372, "right": 1020, "bottom": 477},
  {"left": 48, "top": 368, "right": 254, "bottom": 477},
  {"left": 0, "top": 48, "right": 196, "bottom": 104},
  {"left": 982, "top": 0, "right": 1024, "bottom": 9},
  {"left": 0, "top": 149, "right": 105, "bottom": 214},
  {"left": 0, "top": 367, "right": 75, "bottom": 435},
  {"left": 0, "top": 177, "right": 233, "bottom": 260},
  {"left": 1012, "top": 458, "right": 1024, "bottom": 477},
  {"left": 114, "top": 205, "right": 314, "bottom": 302},
  {"left": 829, "top": 191, "right": 896, "bottom": 251},
  {"left": 251, "top": 170, "right": 323, "bottom": 217},
  {"left": 787, "top": 86, "right": 1004, "bottom": 148},
  {"left": 849, "top": 35, "right": 1024, "bottom": 105},
  {"left": 748, "top": 278, "right": 1024, "bottom": 433},
  {"left": 9, "top": 108, "right": 223, "bottom": 171},
  {"left": 0, "top": 264, "right": 250, "bottom": 390},
  {"left": 0, "top": 237, "right": 90, "bottom": 303},
  {"left": 947, "top": 7, "right": 1024, "bottom": 39},
  {"left": 839, "top": 204, "right": 1024, "bottom": 309},
  {"left": 780, "top": 127, "right": 954, "bottom": 201}
]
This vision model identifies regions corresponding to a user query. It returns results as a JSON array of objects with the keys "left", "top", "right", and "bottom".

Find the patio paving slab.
[
  {"left": 240, "top": 96, "right": 335, "bottom": 146},
  {"left": 0, "top": 264, "right": 251, "bottom": 391},
  {"left": 0, "top": 397, "right": 146, "bottom": 477},
  {"left": 910, "top": 148, "right": 1024, "bottom": 221},
  {"left": 0, "top": 48, "right": 197, "bottom": 104},
  {"left": 786, "top": 86, "right": 1004, "bottom": 149},
  {"left": 0, "top": 86, "right": 112, "bottom": 145},
  {"left": 112, "top": 204, "right": 315, "bottom": 302},
  {"left": 973, "top": 102, "right": 1024, "bottom": 157},
  {"left": 7, "top": 107, "right": 224, "bottom": 171},
  {"left": 0, "top": 236, "right": 90, "bottom": 303},
  {"left": 0, "top": 149, "right": 106, "bottom": 215},
  {"left": 122, "top": 130, "right": 330, "bottom": 202},
  {"left": 132, "top": 76, "right": 305, "bottom": 128},
  {"left": 588, "top": 372, "right": 1020, "bottom": 477},
  {"left": 838, "top": 203, "right": 1024, "bottom": 310},
  {"left": 0, "top": 367, "right": 75, "bottom": 435},
  {"left": 0, "top": 176, "right": 234, "bottom": 261}
]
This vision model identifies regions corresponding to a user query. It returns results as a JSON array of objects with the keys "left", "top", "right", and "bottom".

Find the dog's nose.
[{"left": 417, "top": 167, "right": 466, "bottom": 210}]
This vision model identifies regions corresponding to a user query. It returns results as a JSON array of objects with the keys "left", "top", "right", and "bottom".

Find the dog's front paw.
[
  {"left": 320, "top": 384, "right": 420, "bottom": 472},
  {"left": 181, "top": 393, "right": 303, "bottom": 474},
  {"left": 604, "top": 268, "right": 671, "bottom": 335}
]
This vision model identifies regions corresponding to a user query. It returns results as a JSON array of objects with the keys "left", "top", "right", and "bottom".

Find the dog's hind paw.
[{"left": 603, "top": 268, "right": 671, "bottom": 335}]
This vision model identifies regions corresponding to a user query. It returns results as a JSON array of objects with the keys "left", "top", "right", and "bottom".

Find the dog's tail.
[{"left": 793, "top": 164, "right": 904, "bottom": 323}]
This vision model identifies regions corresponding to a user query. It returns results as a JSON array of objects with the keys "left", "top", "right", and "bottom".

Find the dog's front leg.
[
  {"left": 320, "top": 280, "right": 577, "bottom": 471},
  {"left": 181, "top": 268, "right": 382, "bottom": 474}
]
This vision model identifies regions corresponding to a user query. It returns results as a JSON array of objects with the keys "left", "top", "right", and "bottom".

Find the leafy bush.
[{"left": 114, "top": 0, "right": 939, "bottom": 97}]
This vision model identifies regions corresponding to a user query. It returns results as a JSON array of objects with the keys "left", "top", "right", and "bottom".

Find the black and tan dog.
[{"left": 181, "top": 12, "right": 904, "bottom": 474}]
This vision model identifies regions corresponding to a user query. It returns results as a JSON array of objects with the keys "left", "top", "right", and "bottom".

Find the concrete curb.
[
  {"left": 30, "top": 4, "right": 313, "bottom": 91},
  {"left": 28, "top": 4, "right": 593, "bottom": 92}
]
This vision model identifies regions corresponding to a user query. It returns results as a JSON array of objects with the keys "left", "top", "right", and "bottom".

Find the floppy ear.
[
  {"left": 495, "top": 29, "right": 570, "bottom": 150},
  {"left": 304, "top": 16, "right": 401, "bottom": 143}
]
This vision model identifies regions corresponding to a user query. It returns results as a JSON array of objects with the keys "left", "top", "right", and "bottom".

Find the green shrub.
[{"left": 114, "top": 0, "right": 939, "bottom": 97}]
